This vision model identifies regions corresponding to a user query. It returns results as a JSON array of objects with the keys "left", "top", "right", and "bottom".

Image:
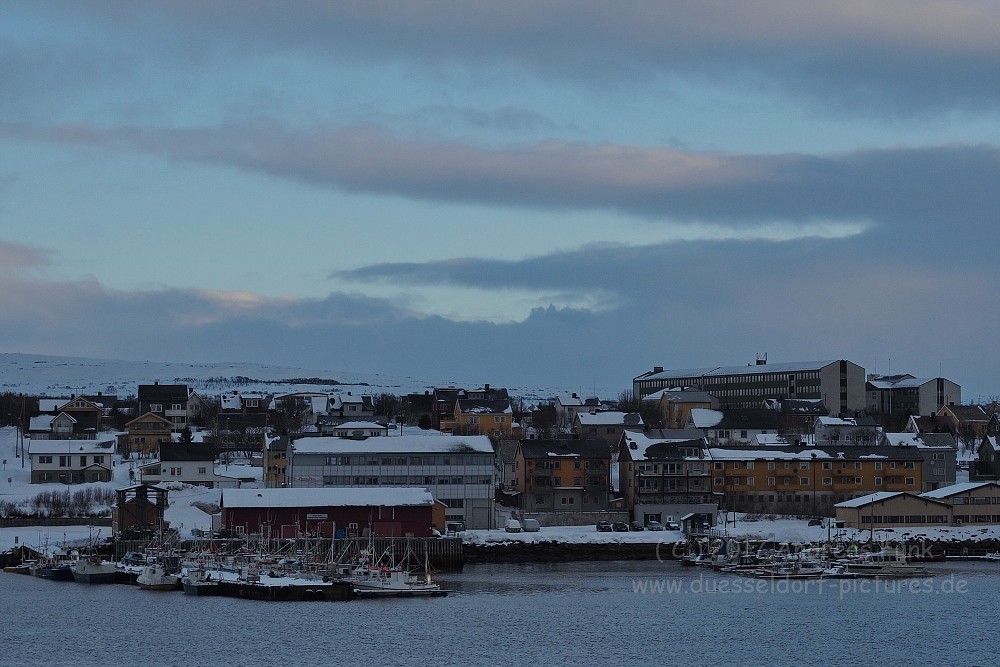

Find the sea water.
[{"left": 1, "top": 560, "right": 995, "bottom": 667}]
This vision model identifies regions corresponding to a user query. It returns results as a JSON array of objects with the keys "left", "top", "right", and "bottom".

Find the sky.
[{"left": 2, "top": 1, "right": 1000, "bottom": 402}]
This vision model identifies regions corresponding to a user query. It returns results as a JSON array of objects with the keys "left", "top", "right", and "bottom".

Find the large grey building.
[
  {"left": 633, "top": 358, "right": 866, "bottom": 416},
  {"left": 285, "top": 433, "right": 495, "bottom": 529},
  {"left": 865, "top": 374, "right": 961, "bottom": 426}
]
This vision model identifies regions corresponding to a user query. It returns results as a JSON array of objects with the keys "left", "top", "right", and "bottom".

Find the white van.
[
  {"left": 521, "top": 518, "right": 540, "bottom": 532},
  {"left": 504, "top": 519, "right": 522, "bottom": 533}
]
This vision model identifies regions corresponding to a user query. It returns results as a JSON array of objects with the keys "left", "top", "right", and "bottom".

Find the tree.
[
  {"left": 373, "top": 393, "right": 401, "bottom": 422},
  {"left": 179, "top": 426, "right": 194, "bottom": 444}
]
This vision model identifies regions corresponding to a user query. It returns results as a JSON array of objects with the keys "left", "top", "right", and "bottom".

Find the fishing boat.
[
  {"left": 181, "top": 566, "right": 220, "bottom": 596},
  {"left": 751, "top": 561, "right": 824, "bottom": 579},
  {"left": 820, "top": 564, "right": 858, "bottom": 579},
  {"left": 136, "top": 562, "right": 181, "bottom": 591},
  {"left": 841, "top": 549, "right": 928, "bottom": 577},
  {"left": 71, "top": 554, "right": 117, "bottom": 584},
  {"left": 333, "top": 539, "right": 446, "bottom": 597}
]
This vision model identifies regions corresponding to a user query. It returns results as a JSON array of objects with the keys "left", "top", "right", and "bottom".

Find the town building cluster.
[{"left": 11, "top": 356, "right": 1000, "bottom": 537}]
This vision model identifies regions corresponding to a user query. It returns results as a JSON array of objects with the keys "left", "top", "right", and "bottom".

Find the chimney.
[
  {"left": 484, "top": 383, "right": 490, "bottom": 391},
  {"left": 572, "top": 392, "right": 578, "bottom": 399},
  {"left": 654, "top": 366, "right": 663, "bottom": 373}
]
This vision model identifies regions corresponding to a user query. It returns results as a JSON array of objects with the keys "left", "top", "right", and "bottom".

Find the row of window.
[
  {"left": 323, "top": 455, "right": 493, "bottom": 466},
  {"left": 717, "top": 476, "right": 916, "bottom": 487},
  {"left": 860, "top": 515, "right": 948, "bottom": 524},
  {"left": 36, "top": 455, "right": 106, "bottom": 467},
  {"left": 715, "top": 461, "right": 915, "bottom": 471},
  {"left": 532, "top": 495, "right": 603, "bottom": 506},
  {"left": 320, "top": 475, "right": 493, "bottom": 486}
]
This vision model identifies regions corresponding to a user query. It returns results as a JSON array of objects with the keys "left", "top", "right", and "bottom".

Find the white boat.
[
  {"left": 751, "top": 561, "right": 825, "bottom": 579},
  {"left": 334, "top": 541, "right": 445, "bottom": 597},
  {"left": 821, "top": 564, "right": 858, "bottom": 579},
  {"left": 984, "top": 552, "right": 1000, "bottom": 562},
  {"left": 71, "top": 555, "right": 117, "bottom": 584},
  {"left": 181, "top": 566, "right": 220, "bottom": 596},
  {"left": 842, "top": 549, "right": 928, "bottom": 577},
  {"left": 136, "top": 563, "right": 181, "bottom": 591}
]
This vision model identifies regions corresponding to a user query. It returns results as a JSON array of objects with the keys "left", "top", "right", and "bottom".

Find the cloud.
[
  {"left": 38, "top": 1, "right": 1000, "bottom": 115},
  {"left": 4, "top": 121, "right": 999, "bottom": 235},
  {"left": 0, "top": 241, "right": 53, "bottom": 273}
]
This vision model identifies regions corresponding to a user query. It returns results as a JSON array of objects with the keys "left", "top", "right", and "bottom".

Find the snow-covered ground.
[
  {"left": 0, "top": 352, "right": 583, "bottom": 402},
  {"left": 463, "top": 517, "right": 1000, "bottom": 547},
  {"left": 0, "top": 426, "right": 261, "bottom": 551}
]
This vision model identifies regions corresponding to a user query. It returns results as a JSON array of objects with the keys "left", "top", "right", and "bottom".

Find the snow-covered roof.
[
  {"left": 576, "top": 411, "right": 642, "bottom": 426},
  {"left": 621, "top": 430, "right": 705, "bottom": 461},
  {"left": 834, "top": 492, "right": 905, "bottom": 508},
  {"left": 708, "top": 447, "right": 835, "bottom": 461},
  {"left": 332, "top": 421, "right": 388, "bottom": 430},
  {"left": 689, "top": 408, "right": 723, "bottom": 428},
  {"left": 29, "top": 415, "right": 54, "bottom": 431},
  {"left": 882, "top": 432, "right": 956, "bottom": 449},
  {"left": 290, "top": 433, "right": 493, "bottom": 455},
  {"left": 222, "top": 487, "right": 434, "bottom": 508},
  {"left": 29, "top": 439, "right": 116, "bottom": 455},
  {"left": 220, "top": 391, "right": 242, "bottom": 410},
  {"left": 818, "top": 416, "right": 861, "bottom": 427},
  {"left": 639, "top": 360, "right": 842, "bottom": 381},
  {"left": 920, "top": 481, "right": 1000, "bottom": 499}
]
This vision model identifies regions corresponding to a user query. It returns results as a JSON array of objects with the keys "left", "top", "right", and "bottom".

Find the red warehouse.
[{"left": 220, "top": 487, "right": 446, "bottom": 538}]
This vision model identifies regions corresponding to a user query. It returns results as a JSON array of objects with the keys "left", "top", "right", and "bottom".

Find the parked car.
[
  {"left": 521, "top": 518, "right": 541, "bottom": 532},
  {"left": 629, "top": 521, "right": 645, "bottom": 531},
  {"left": 596, "top": 520, "right": 613, "bottom": 532},
  {"left": 612, "top": 521, "right": 630, "bottom": 532},
  {"left": 645, "top": 520, "right": 665, "bottom": 531},
  {"left": 807, "top": 518, "right": 823, "bottom": 526},
  {"left": 665, "top": 521, "right": 680, "bottom": 531},
  {"left": 504, "top": 519, "right": 522, "bottom": 533}
]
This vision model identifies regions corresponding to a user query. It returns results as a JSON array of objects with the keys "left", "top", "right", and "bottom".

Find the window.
[
  {"left": 767, "top": 462, "right": 775, "bottom": 470},
  {"left": 875, "top": 477, "right": 883, "bottom": 486},
  {"left": 799, "top": 462, "right": 809, "bottom": 470},
  {"left": 746, "top": 462, "right": 754, "bottom": 470},
  {"left": 714, "top": 478, "right": 723, "bottom": 486},
  {"left": 79, "top": 456, "right": 87, "bottom": 466},
  {"left": 767, "top": 477, "right": 775, "bottom": 486},
  {"left": 93, "top": 456, "right": 104, "bottom": 465},
  {"left": 560, "top": 497, "right": 575, "bottom": 505},
  {"left": 171, "top": 403, "right": 182, "bottom": 411},
  {"left": 874, "top": 462, "right": 882, "bottom": 470},
  {"left": 535, "top": 496, "right": 546, "bottom": 505},
  {"left": 822, "top": 477, "right": 832, "bottom": 485},
  {"left": 59, "top": 456, "right": 69, "bottom": 467},
  {"left": 822, "top": 462, "right": 832, "bottom": 470},
  {"left": 905, "top": 477, "right": 915, "bottom": 485},
  {"left": 39, "top": 456, "right": 53, "bottom": 464},
  {"left": 198, "top": 467, "right": 207, "bottom": 474},
  {"left": 799, "top": 477, "right": 809, "bottom": 485},
  {"left": 150, "top": 403, "right": 162, "bottom": 412}
]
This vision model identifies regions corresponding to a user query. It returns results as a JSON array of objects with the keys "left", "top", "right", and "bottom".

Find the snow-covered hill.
[{"left": 0, "top": 352, "right": 572, "bottom": 401}]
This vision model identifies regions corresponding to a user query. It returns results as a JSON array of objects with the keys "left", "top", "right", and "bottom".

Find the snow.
[
  {"left": 834, "top": 492, "right": 905, "bottom": 508},
  {"left": 289, "top": 433, "right": 494, "bottom": 454},
  {"left": 222, "top": 486, "right": 434, "bottom": 508},
  {"left": 0, "top": 426, "right": 261, "bottom": 551}
]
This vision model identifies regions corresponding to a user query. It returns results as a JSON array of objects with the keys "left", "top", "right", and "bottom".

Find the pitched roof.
[
  {"left": 920, "top": 481, "right": 1000, "bottom": 499},
  {"left": 715, "top": 408, "right": 781, "bottom": 431},
  {"left": 290, "top": 433, "right": 493, "bottom": 455},
  {"left": 456, "top": 398, "right": 512, "bottom": 415},
  {"left": 941, "top": 404, "right": 989, "bottom": 422},
  {"left": 138, "top": 383, "right": 189, "bottom": 403},
  {"left": 222, "top": 487, "right": 435, "bottom": 509},
  {"left": 517, "top": 439, "right": 610, "bottom": 460},
  {"left": 575, "top": 411, "right": 642, "bottom": 426},
  {"left": 159, "top": 443, "right": 216, "bottom": 461}
]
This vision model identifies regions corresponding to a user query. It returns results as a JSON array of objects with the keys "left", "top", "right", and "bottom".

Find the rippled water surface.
[{"left": 2, "top": 560, "right": 996, "bottom": 666}]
